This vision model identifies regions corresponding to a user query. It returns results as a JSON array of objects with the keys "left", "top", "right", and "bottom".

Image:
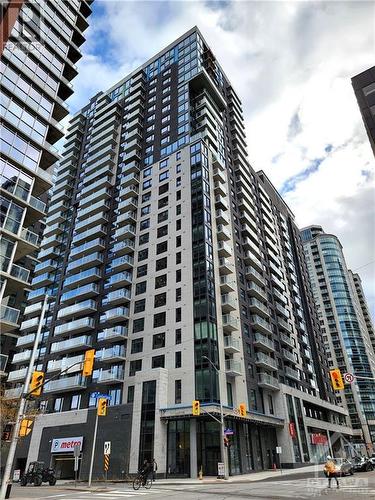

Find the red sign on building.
[
  {"left": 289, "top": 422, "right": 296, "bottom": 438},
  {"left": 311, "top": 433, "right": 328, "bottom": 445}
]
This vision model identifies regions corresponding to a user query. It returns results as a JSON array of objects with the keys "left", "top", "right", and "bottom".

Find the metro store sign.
[{"left": 51, "top": 436, "right": 84, "bottom": 453}]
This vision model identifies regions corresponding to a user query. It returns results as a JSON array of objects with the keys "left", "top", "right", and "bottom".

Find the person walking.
[
  {"left": 324, "top": 455, "right": 339, "bottom": 489},
  {"left": 152, "top": 458, "right": 158, "bottom": 481}
]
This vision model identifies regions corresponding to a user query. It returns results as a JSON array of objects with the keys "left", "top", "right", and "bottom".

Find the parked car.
[
  {"left": 353, "top": 456, "right": 374, "bottom": 472},
  {"left": 369, "top": 454, "right": 375, "bottom": 466},
  {"left": 20, "top": 461, "right": 56, "bottom": 487},
  {"left": 324, "top": 458, "right": 354, "bottom": 477}
]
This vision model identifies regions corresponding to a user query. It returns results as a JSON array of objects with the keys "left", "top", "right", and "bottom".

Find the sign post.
[
  {"left": 73, "top": 445, "right": 80, "bottom": 488},
  {"left": 276, "top": 446, "right": 282, "bottom": 474},
  {"left": 104, "top": 441, "right": 111, "bottom": 482}
]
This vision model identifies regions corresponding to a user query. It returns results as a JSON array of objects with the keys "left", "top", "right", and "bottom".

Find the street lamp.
[{"left": 202, "top": 355, "right": 229, "bottom": 480}]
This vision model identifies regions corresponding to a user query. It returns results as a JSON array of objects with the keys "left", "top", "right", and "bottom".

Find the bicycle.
[{"left": 132, "top": 473, "right": 152, "bottom": 490}]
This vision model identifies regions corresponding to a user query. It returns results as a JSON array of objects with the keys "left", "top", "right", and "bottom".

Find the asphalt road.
[{"left": 8, "top": 471, "right": 375, "bottom": 499}]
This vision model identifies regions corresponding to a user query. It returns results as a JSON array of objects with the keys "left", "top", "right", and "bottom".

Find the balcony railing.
[
  {"left": 225, "top": 359, "right": 242, "bottom": 376},
  {"left": 1, "top": 305, "right": 20, "bottom": 325},
  {"left": 47, "top": 354, "right": 84, "bottom": 373},
  {"left": 255, "top": 352, "right": 277, "bottom": 370},
  {"left": 50, "top": 335, "right": 92, "bottom": 353},
  {"left": 44, "top": 374, "right": 87, "bottom": 393},
  {"left": 7, "top": 367, "right": 28, "bottom": 382},
  {"left": 54, "top": 317, "right": 95, "bottom": 336},
  {"left": 258, "top": 373, "right": 280, "bottom": 390},
  {"left": 97, "top": 326, "right": 128, "bottom": 342}
]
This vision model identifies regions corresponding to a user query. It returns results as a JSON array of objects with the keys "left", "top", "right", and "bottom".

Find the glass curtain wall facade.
[
  {"left": 0, "top": 0, "right": 93, "bottom": 387},
  {"left": 301, "top": 226, "right": 375, "bottom": 453}
]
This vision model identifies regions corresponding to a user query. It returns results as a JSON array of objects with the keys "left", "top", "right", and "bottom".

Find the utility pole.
[
  {"left": 88, "top": 412, "right": 99, "bottom": 487},
  {"left": 202, "top": 355, "right": 229, "bottom": 480},
  {"left": 0, "top": 295, "right": 49, "bottom": 500}
]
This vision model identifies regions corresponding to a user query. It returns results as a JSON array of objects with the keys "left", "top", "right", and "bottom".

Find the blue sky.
[{"left": 66, "top": 0, "right": 375, "bottom": 316}]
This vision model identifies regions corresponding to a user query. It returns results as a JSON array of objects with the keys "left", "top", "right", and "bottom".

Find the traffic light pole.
[
  {"left": 0, "top": 295, "right": 49, "bottom": 500},
  {"left": 202, "top": 356, "right": 229, "bottom": 480},
  {"left": 88, "top": 412, "right": 99, "bottom": 487}
]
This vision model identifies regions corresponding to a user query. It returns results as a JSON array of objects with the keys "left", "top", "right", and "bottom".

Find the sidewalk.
[{"left": 58, "top": 464, "right": 322, "bottom": 490}]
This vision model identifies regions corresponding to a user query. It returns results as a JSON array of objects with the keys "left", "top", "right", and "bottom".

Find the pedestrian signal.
[
  {"left": 329, "top": 368, "right": 344, "bottom": 391},
  {"left": 192, "top": 400, "right": 200, "bottom": 416},
  {"left": 97, "top": 398, "right": 107, "bottom": 416},
  {"left": 30, "top": 371, "right": 44, "bottom": 396}
]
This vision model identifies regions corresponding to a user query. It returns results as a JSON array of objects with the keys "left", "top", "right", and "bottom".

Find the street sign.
[
  {"left": 13, "top": 470, "right": 20, "bottom": 482},
  {"left": 224, "top": 428, "right": 234, "bottom": 435},
  {"left": 104, "top": 454, "right": 110, "bottom": 472},
  {"left": 276, "top": 446, "right": 282, "bottom": 454},
  {"left": 217, "top": 462, "right": 225, "bottom": 477},
  {"left": 74, "top": 456, "right": 79, "bottom": 472},
  {"left": 73, "top": 445, "right": 80, "bottom": 458},
  {"left": 91, "top": 392, "right": 112, "bottom": 400},
  {"left": 344, "top": 372, "right": 355, "bottom": 384},
  {"left": 104, "top": 441, "right": 111, "bottom": 455}
]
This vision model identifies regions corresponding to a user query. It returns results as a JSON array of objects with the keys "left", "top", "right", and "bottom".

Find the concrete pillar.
[{"left": 190, "top": 419, "right": 197, "bottom": 478}]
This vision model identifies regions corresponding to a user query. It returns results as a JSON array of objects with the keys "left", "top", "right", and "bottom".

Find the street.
[{"left": 8, "top": 471, "right": 375, "bottom": 500}]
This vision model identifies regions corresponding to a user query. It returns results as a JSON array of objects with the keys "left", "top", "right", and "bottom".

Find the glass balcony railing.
[
  {"left": 11, "top": 350, "right": 32, "bottom": 364},
  {"left": 104, "top": 272, "right": 132, "bottom": 288},
  {"left": 4, "top": 386, "right": 23, "bottom": 399},
  {"left": 10, "top": 263, "right": 30, "bottom": 283},
  {"left": 20, "top": 227, "right": 39, "bottom": 246},
  {"left": 51, "top": 335, "right": 92, "bottom": 353},
  {"left": 97, "top": 326, "right": 128, "bottom": 342},
  {"left": 100, "top": 307, "right": 129, "bottom": 323},
  {"left": 222, "top": 314, "right": 238, "bottom": 331},
  {"left": 225, "top": 359, "right": 242, "bottom": 375},
  {"left": 1, "top": 305, "right": 20, "bottom": 325},
  {"left": 44, "top": 374, "right": 87, "bottom": 393},
  {"left": 70, "top": 238, "right": 105, "bottom": 258},
  {"left": 255, "top": 352, "right": 277, "bottom": 370},
  {"left": 258, "top": 373, "right": 280, "bottom": 390},
  {"left": 7, "top": 367, "right": 27, "bottom": 382},
  {"left": 97, "top": 346, "right": 126, "bottom": 361},
  {"left": 54, "top": 317, "right": 95, "bottom": 336},
  {"left": 61, "top": 283, "right": 99, "bottom": 302},
  {"left": 57, "top": 300, "right": 97, "bottom": 319},
  {"left": 20, "top": 317, "right": 40, "bottom": 331},
  {"left": 285, "top": 366, "right": 300, "bottom": 380},
  {"left": 103, "top": 289, "right": 131, "bottom": 305},
  {"left": 66, "top": 253, "right": 103, "bottom": 273},
  {"left": 96, "top": 367, "right": 124, "bottom": 383},
  {"left": 47, "top": 354, "right": 84, "bottom": 373},
  {"left": 29, "top": 195, "right": 47, "bottom": 213},
  {"left": 63, "top": 267, "right": 101, "bottom": 288},
  {"left": 110, "top": 255, "right": 134, "bottom": 270},
  {"left": 16, "top": 333, "right": 36, "bottom": 347}
]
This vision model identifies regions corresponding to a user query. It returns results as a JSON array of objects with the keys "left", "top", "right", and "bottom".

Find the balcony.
[
  {"left": 112, "top": 239, "right": 135, "bottom": 256},
  {"left": 250, "top": 315, "right": 272, "bottom": 335},
  {"left": 215, "top": 209, "right": 229, "bottom": 225},
  {"left": 116, "top": 211, "right": 136, "bottom": 225},
  {"left": 258, "top": 373, "right": 280, "bottom": 391},
  {"left": 54, "top": 317, "right": 95, "bottom": 336},
  {"left": 104, "top": 272, "right": 132, "bottom": 289},
  {"left": 282, "top": 348, "right": 296, "bottom": 363},
  {"left": 51, "top": 335, "right": 92, "bottom": 354},
  {"left": 222, "top": 314, "right": 238, "bottom": 332},
  {"left": 9, "top": 263, "right": 30, "bottom": 285},
  {"left": 75, "top": 212, "right": 108, "bottom": 232},
  {"left": 47, "top": 354, "right": 84, "bottom": 374},
  {"left": 34, "top": 260, "right": 57, "bottom": 275},
  {"left": 219, "top": 275, "right": 235, "bottom": 293},
  {"left": 120, "top": 172, "right": 139, "bottom": 187},
  {"left": 97, "top": 326, "right": 128, "bottom": 343},
  {"left": 223, "top": 336, "right": 240, "bottom": 354},
  {"left": 11, "top": 350, "right": 32, "bottom": 364},
  {"left": 100, "top": 307, "right": 129, "bottom": 323},
  {"left": 16, "top": 333, "right": 36, "bottom": 348},
  {"left": 61, "top": 283, "right": 100, "bottom": 303},
  {"left": 1, "top": 305, "right": 20, "bottom": 332},
  {"left": 114, "top": 224, "right": 136, "bottom": 241},
  {"left": 117, "top": 197, "right": 138, "bottom": 213},
  {"left": 278, "top": 317, "right": 293, "bottom": 334},
  {"left": 255, "top": 352, "right": 277, "bottom": 370},
  {"left": 247, "top": 281, "right": 267, "bottom": 301},
  {"left": 66, "top": 253, "right": 104, "bottom": 273},
  {"left": 7, "top": 367, "right": 28, "bottom": 382},
  {"left": 70, "top": 238, "right": 105, "bottom": 259},
  {"left": 118, "top": 184, "right": 139, "bottom": 200},
  {"left": 97, "top": 346, "right": 126, "bottom": 362},
  {"left": 225, "top": 359, "right": 242, "bottom": 376},
  {"left": 217, "top": 224, "right": 230, "bottom": 241},
  {"left": 217, "top": 241, "right": 231, "bottom": 258},
  {"left": 280, "top": 333, "right": 295, "bottom": 348},
  {"left": 244, "top": 251, "right": 263, "bottom": 271},
  {"left": 57, "top": 300, "right": 97, "bottom": 319},
  {"left": 4, "top": 386, "right": 23, "bottom": 399},
  {"left": 96, "top": 367, "right": 124, "bottom": 384},
  {"left": 215, "top": 194, "right": 228, "bottom": 211},
  {"left": 213, "top": 168, "right": 226, "bottom": 183},
  {"left": 32, "top": 272, "right": 54, "bottom": 287},
  {"left": 110, "top": 255, "right": 134, "bottom": 271},
  {"left": 44, "top": 374, "right": 87, "bottom": 393},
  {"left": 20, "top": 317, "right": 41, "bottom": 331},
  {"left": 253, "top": 333, "right": 275, "bottom": 353},
  {"left": 249, "top": 298, "right": 269, "bottom": 317},
  {"left": 245, "top": 266, "right": 266, "bottom": 286},
  {"left": 218, "top": 258, "right": 234, "bottom": 275},
  {"left": 63, "top": 267, "right": 101, "bottom": 289},
  {"left": 72, "top": 225, "right": 106, "bottom": 246},
  {"left": 285, "top": 366, "right": 300, "bottom": 380},
  {"left": 103, "top": 289, "right": 131, "bottom": 306},
  {"left": 221, "top": 294, "right": 236, "bottom": 313}
]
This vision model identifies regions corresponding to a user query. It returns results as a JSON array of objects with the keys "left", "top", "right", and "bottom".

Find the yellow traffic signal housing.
[
  {"left": 83, "top": 349, "right": 95, "bottom": 377},
  {"left": 97, "top": 398, "right": 107, "bottom": 416},
  {"left": 192, "top": 400, "right": 200, "bottom": 416},
  {"left": 30, "top": 371, "right": 44, "bottom": 396},
  {"left": 329, "top": 368, "right": 344, "bottom": 391},
  {"left": 19, "top": 419, "right": 33, "bottom": 437},
  {"left": 239, "top": 403, "right": 246, "bottom": 417}
]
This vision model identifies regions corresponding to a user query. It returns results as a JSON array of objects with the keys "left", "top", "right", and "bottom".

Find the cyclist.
[{"left": 139, "top": 459, "right": 153, "bottom": 486}]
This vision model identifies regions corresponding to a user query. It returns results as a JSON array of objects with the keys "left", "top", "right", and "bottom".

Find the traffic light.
[
  {"left": 19, "top": 419, "right": 33, "bottom": 437},
  {"left": 97, "top": 398, "right": 107, "bottom": 416},
  {"left": 82, "top": 349, "right": 95, "bottom": 377},
  {"left": 192, "top": 400, "right": 200, "bottom": 416},
  {"left": 30, "top": 371, "right": 44, "bottom": 396},
  {"left": 329, "top": 368, "right": 344, "bottom": 391},
  {"left": 239, "top": 403, "right": 246, "bottom": 417}
]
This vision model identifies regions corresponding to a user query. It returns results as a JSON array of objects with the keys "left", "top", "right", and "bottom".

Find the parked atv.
[{"left": 20, "top": 461, "right": 56, "bottom": 486}]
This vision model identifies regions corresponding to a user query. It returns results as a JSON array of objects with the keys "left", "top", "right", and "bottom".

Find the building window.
[
  {"left": 155, "top": 274, "right": 167, "bottom": 289},
  {"left": 108, "top": 388, "right": 122, "bottom": 406},
  {"left": 176, "top": 269, "right": 181, "bottom": 282},
  {"left": 175, "top": 380, "right": 181, "bottom": 404},
  {"left": 144, "top": 167, "right": 152, "bottom": 177},
  {"left": 176, "top": 288, "right": 181, "bottom": 302},
  {"left": 140, "top": 219, "right": 150, "bottom": 231},
  {"left": 129, "top": 359, "right": 142, "bottom": 376},
  {"left": 131, "top": 338, "right": 143, "bottom": 354},
  {"left": 137, "top": 264, "right": 147, "bottom": 278},
  {"left": 141, "top": 205, "right": 151, "bottom": 216},
  {"left": 136, "top": 281, "right": 147, "bottom": 295},
  {"left": 54, "top": 398, "right": 63, "bottom": 412},
  {"left": 142, "top": 192, "right": 151, "bottom": 203},
  {"left": 127, "top": 386, "right": 135, "bottom": 403},
  {"left": 158, "top": 210, "right": 168, "bottom": 223},
  {"left": 157, "top": 225, "right": 168, "bottom": 238},
  {"left": 153, "top": 332, "right": 165, "bottom": 349},
  {"left": 176, "top": 308, "right": 181, "bottom": 322},
  {"left": 176, "top": 252, "right": 181, "bottom": 264},
  {"left": 70, "top": 395, "right": 81, "bottom": 410},
  {"left": 175, "top": 351, "right": 182, "bottom": 368},
  {"left": 176, "top": 219, "right": 181, "bottom": 231},
  {"left": 176, "top": 235, "right": 181, "bottom": 247},
  {"left": 159, "top": 171, "right": 169, "bottom": 182},
  {"left": 152, "top": 355, "right": 165, "bottom": 368},
  {"left": 143, "top": 180, "right": 152, "bottom": 190},
  {"left": 156, "top": 257, "right": 167, "bottom": 271},
  {"left": 134, "top": 299, "right": 146, "bottom": 313},
  {"left": 268, "top": 395, "right": 274, "bottom": 415},
  {"left": 139, "top": 233, "right": 149, "bottom": 245},
  {"left": 156, "top": 241, "right": 168, "bottom": 254},
  {"left": 175, "top": 328, "right": 181, "bottom": 344},
  {"left": 154, "top": 292, "right": 167, "bottom": 308},
  {"left": 138, "top": 249, "right": 148, "bottom": 262},
  {"left": 159, "top": 183, "right": 169, "bottom": 195},
  {"left": 176, "top": 205, "right": 181, "bottom": 215},
  {"left": 154, "top": 312, "right": 166, "bottom": 328},
  {"left": 133, "top": 318, "right": 144, "bottom": 333},
  {"left": 158, "top": 196, "right": 168, "bottom": 209}
]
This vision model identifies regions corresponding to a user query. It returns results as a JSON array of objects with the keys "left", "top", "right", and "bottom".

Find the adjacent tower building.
[
  {"left": 301, "top": 226, "right": 375, "bottom": 454},
  {"left": 0, "top": 1, "right": 93, "bottom": 383},
  {"left": 10, "top": 27, "right": 354, "bottom": 479},
  {"left": 352, "top": 66, "right": 375, "bottom": 156}
]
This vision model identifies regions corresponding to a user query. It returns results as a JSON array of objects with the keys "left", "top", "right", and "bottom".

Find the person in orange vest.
[{"left": 324, "top": 456, "right": 339, "bottom": 489}]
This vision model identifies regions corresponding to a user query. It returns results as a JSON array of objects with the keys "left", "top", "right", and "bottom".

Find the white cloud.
[{"left": 68, "top": 0, "right": 375, "bottom": 317}]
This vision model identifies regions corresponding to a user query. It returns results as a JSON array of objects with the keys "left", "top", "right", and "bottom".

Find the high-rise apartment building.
[
  {"left": 10, "top": 27, "right": 354, "bottom": 479},
  {"left": 352, "top": 66, "right": 375, "bottom": 156},
  {"left": 301, "top": 226, "right": 375, "bottom": 454},
  {"left": 0, "top": 1, "right": 93, "bottom": 383}
]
